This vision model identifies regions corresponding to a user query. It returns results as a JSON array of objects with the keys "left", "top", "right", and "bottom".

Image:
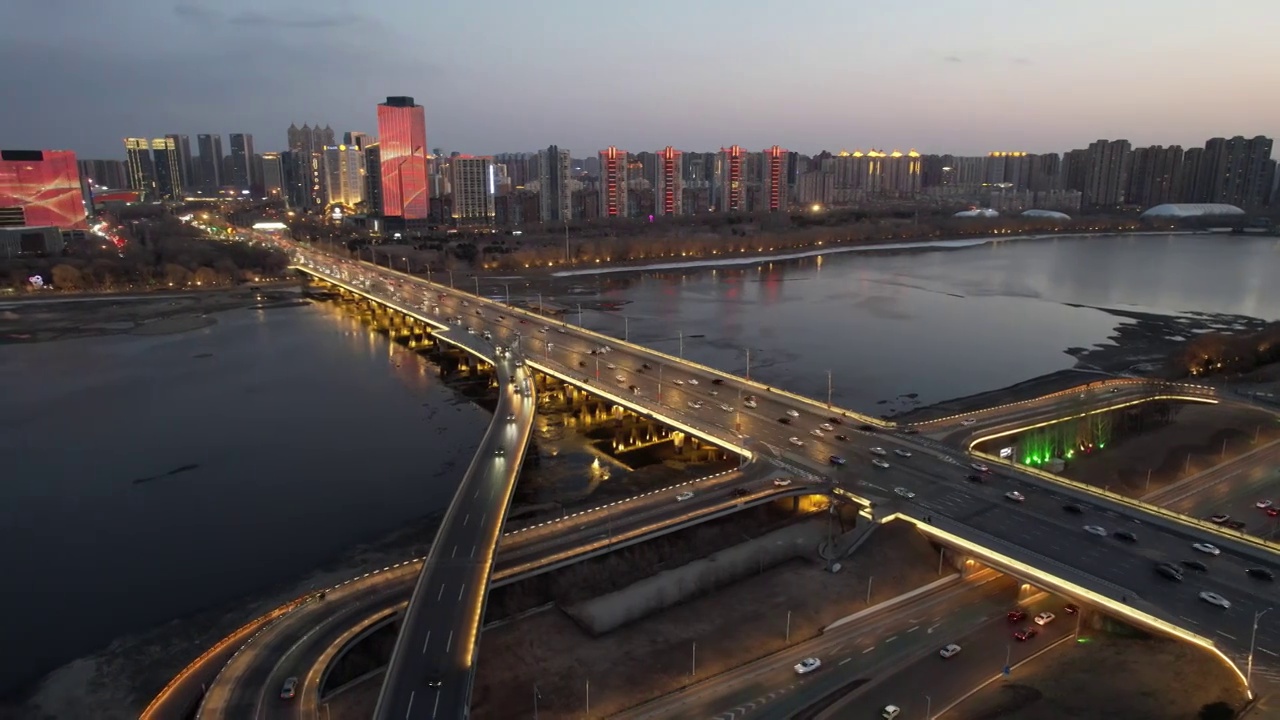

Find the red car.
[
  {"left": 1063, "top": 604, "right": 1079, "bottom": 615},
  {"left": 1268, "top": 508, "right": 1279, "bottom": 518},
  {"left": 1014, "top": 627, "right": 1039, "bottom": 641},
  {"left": 1007, "top": 610, "right": 1027, "bottom": 623}
]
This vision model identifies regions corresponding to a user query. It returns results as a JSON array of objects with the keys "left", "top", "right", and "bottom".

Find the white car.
[
  {"left": 615, "top": 375, "right": 626, "bottom": 383},
  {"left": 774, "top": 478, "right": 792, "bottom": 487},
  {"left": 786, "top": 409, "right": 800, "bottom": 418},
  {"left": 1199, "top": 591, "right": 1231, "bottom": 609},
  {"left": 819, "top": 423, "right": 835, "bottom": 431},
  {"left": 1034, "top": 612, "right": 1055, "bottom": 626},
  {"left": 873, "top": 458, "right": 891, "bottom": 469},
  {"left": 607, "top": 363, "right": 617, "bottom": 370},
  {"left": 893, "top": 449, "right": 912, "bottom": 458},
  {"left": 687, "top": 378, "right": 698, "bottom": 385},
  {"left": 882, "top": 706, "right": 901, "bottom": 720},
  {"left": 1192, "top": 542, "right": 1221, "bottom": 556},
  {"left": 794, "top": 657, "right": 821, "bottom": 674},
  {"left": 720, "top": 403, "right": 734, "bottom": 412},
  {"left": 674, "top": 379, "right": 685, "bottom": 385},
  {"left": 1257, "top": 500, "right": 1273, "bottom": 509},
  {"left": 687, "top": 401, "right": 703, "bottom": 409},
  {"left": 744, "top": 399, "right": 758, "bottom": 409},
  {"left": 970, "top": 463, "right": 989, "bottom": 472},
  {"left": 1005, "top": 491, "right": 1026, "bottom": 502},
  {"left": 540, "top": 326, "right": 549, "bottom": 333},
  {"left": 869, "top": 447, "right": 887, "bottom": 456},
  {"left": 789, "top": 437, "right": 806, "bottom": 447},
  {"left": 810, "top": 429, "right": 824, "bottom": 438},
  {"left": 938, "top": 644, "right": 961, "bottom": 659},
  {"left": 894, "top": 487, "right": 915, "bottom": 499},
  {"left": 960, "top": 418, "right": 977, "bottom": 426},
  {"left": 1083, "top": 525, "right": 1108, "bottom": 536},
  {"left": 675, "top": 491, "right": 695, "bottom": 502}
]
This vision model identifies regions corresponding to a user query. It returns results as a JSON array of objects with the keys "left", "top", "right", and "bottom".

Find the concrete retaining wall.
[{"left": 565, "top": 521, "right": 825, "bottom": 635}]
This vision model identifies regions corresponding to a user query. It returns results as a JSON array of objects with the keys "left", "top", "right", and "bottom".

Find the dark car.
[
  {"left": 1007, "top": 610, "right": 1027, "bottom": 623},
  {"left": 778, "top": 417, "right": 793, "bottom": 424},
  {"left": 1014, "top": 627, "right": 1039, "bottom": 641},
  {"left": 1180, "top": 559, "right": 1209, "bottom": 572},
  {"left": 1246, "top": 568, "right": 1275, "bottom": 581},
  {"left": 424, "top": 673, "right": 443, "bottom": 688},
  {"left": 711, "top": 378, "right": 725, "bottom": 385},
  {"left": 1063, "top": 604, "right": 1079, "bottom": 615},
  {"left": 578, "top": 360, "right": 587, "bottom": 368},
  {"left": 1155, "top": 563, "right": 1183, "bottom": 582},
  {"left": 835, "top": 433, "right": 850, "bottom": 442},
  {"left": 829, "top": 455, "right": 847, "bottom": 466},
  {"left": 827, "top": 417, "right": 843, "bottom": 425},
  {"left": 642, "top": 362, "right": 652, "bottom": 370},
  {"left": 732, "top": 487, "right": 751, "bottom": 497},
  {"left": 902, "top": 427, "right": 920, "bottom": 434},
  {"left": 1113, "top": 530, "right": 1137, "bottom": 543},
  {"left": 1225, "top": 520, "right": 1248, "bottom": 530},
  {"left": 965, "top": 474, "right": 985, "bottom": 483},
  {"left": 858, "top": 424, "right": 878, "bottom": 433},
  {"left": 1063, "top": 504, "right": 1085, "bottom": 514}
]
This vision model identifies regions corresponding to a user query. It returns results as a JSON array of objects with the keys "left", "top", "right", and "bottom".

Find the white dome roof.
[
  {"left": 1140, "top": 203, "right": 1245, "bottom": 218},
  {"left": 1021, "top": 209, "right": 1071, "bottom": 220},
  {"left": 953, "top": 208, "right": 999, "bottom": 218}
]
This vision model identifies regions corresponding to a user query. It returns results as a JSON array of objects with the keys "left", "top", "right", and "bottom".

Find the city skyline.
[{"left": 2, "top": 0, "right": 1278, "bottom": 158}]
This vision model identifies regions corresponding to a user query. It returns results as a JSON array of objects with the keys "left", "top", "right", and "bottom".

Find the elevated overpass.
[{"left": 286, "top": 248, "right": 1280, "bottom": 715}]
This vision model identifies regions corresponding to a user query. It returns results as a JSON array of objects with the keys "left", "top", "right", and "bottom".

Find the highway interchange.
[{"left": 163, "top": 244, "right": 1280, "bottom": 719}]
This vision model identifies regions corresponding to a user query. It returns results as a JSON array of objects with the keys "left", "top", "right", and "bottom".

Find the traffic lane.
[
  {"left": 1159, "top": 442, "right": 1280, "bottom": 510},
  {"left": 1168, "top": 471, "right": 1280, "bottom": 535},
  {"left": 260, "top": 589, "right": 410, "bottom": 720},
  {"left": 614, "top": 576, "right": 1018, "bottom": 720},
  {"left": 830, "top": 600, "right": 1076, "bottom": 720}
]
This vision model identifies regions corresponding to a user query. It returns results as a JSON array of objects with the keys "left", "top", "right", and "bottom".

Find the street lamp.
[
  {"left": 448, "top": 270, "right": 454, "bottom": 288},
  {"left": 1248, "top": 607, "right": 1273, "bottom": 689},
  {"left": 537, "top": 292, "right": 543, "bottom": 315},
  {"left": 678, "top": 330, "right": 684, "bottom": 359},
  {"left": 925, "top": 695, "right": 932, "bottom": 719},
  {"left": 826, "top": 369, "right": 833, "bottom": 408},
  {"left": 425, "top": 263, "right": 432, "bottom": 284},
  {"left": 473, "top": 276, "right": 480, "bottom": 295},
  {"left": 503, "top": 283, "right": 510, "bottom": 305},
  {"left": 577, "top": 304, "right": 583, "bottom": 326}
]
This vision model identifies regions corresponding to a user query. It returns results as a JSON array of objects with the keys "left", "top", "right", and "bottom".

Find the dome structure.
[
  {"left": 1021, "top": 209, "right": 1071, "bottom": 220},
  {"left": 953, "top": 208, "right": 999, "bottom": 218},
  {"left": 1140, "top": 203, "right": 1245, "bottom": 218}
]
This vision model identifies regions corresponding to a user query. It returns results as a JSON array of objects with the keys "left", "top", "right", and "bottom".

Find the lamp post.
[
  {"left": 679, "top": 330, "right": 684, "bottom": 359},
  {"left": 745, "top": 347, "right": 751, "bottom": 381},
  {"left": 866, "top": 576, "right": 873, "bottom": 604},
  {"left": 577, "top": 304, "right": 583, "bottom": 326},
  {"left": 503, "top": 283, "right": 510, "bottom": 305},
  {"left": 786, "top": 610, "right": 791, "bottom": 643},
  {"left": 925, "top": 695, "right": 932, "bottom": 719},
  {"left": 448, "top": 270, "right": 454, "bottom": 288},
  {"left": 533, "top": 684, "right": 540, "bottom": 720},
  {"left": 473, "top": 276, "right": 479, "bottom": 295},
  {"left": 403, "top": 257, "right": 410, "bottom": 273},
  {"left": 425, "top": 263, "right": 432, "bottom": 284},
  {"left": 537, "top": 292, "right": 543, "bottom": 315},
  {"left": 827, "top": 369, "right": 833, "bottom": 408},
  {"left": 624, "top": 316, "right": 629, "bottom": 342},
  {"left": 1248, "top": 607, "right": 1273, "bottom": 689}
]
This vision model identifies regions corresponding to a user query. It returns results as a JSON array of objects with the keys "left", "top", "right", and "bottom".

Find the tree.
[
  {"left": 1199, "top": 701, "right": 1236, "bottom": 720},
  {"left": 50, "top": 264, "right": 83, "bottom": 291},
  {"left": 193, "top": 266, "right": 220, "bottom": 287}
]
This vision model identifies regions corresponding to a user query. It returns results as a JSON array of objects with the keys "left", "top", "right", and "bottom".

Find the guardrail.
[{"left": 969, "top": 449, "right": 1280, "bottom": 556}]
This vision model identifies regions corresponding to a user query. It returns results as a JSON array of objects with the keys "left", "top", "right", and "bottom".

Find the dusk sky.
[{"left": 3, "top": 0, "right": 1278, "bottom": 159}]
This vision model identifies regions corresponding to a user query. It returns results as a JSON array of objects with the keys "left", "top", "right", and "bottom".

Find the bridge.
[{"left": 273, "top": 246, "right": 1280, "bottom": 718}]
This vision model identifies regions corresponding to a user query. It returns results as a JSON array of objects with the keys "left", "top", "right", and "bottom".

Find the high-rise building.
[
  {"left": 364, "top": 143, "right": 382, "bottom": 215},
  {"left": 77, "top": 159, "right": 128, "bottom": 189},
  {"left": 598, "top": 146, "right": 628, "bottom": 218},
  {"left": 323, "top": 144, "right": 366, "bottom": 207},
  {"left": 196, "top": 134, "right": 223, "bottom": 192},
  {"left": 655, "top": 146, "right": 683, "bottom": 216},
  {"left": 376, "top": 97, "right": 429, "bottom": 220},
  {"left": 538, "top": 145, "right": 571, "bottom": 222},
  {"left": 0, "top": 149, "right": 87, "bottom": 229},
  {"left": 124, "top": 137, "right": 153, "bottom": 195},
  {"left": 165, "top": 134, "right": 195, "bottom": 190},
  {"left": 717, "top": 145, "right": 746, "bottom": 212},
  {"left": 150, "top": 137, "right": 185, "bottom": 200},
  {"left": 228, "top": 134, "right": 255, "bottom": 192},
  {"left": 449, "top": 155, "right": 495, "bottom": 226},
  {"left": 1126, "top": 145, "right": 1183, "bottom": 208},
  {"left": 762, "top": 146, "right": 788, "bottom": 212},
  {"left": 260, "top": 152, "right": 285, "bottom": 202},
  {"left": 1080, "top": 139, "right": 1131, "bottom": 207},
  {"left": 343, "top": 131, "right": 371, "bottom": 150},
  {"left": 1200, "top": 136, "right": 1275, "bottom": 208}
]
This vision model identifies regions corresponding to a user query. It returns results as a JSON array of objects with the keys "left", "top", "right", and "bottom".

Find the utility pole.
[
  {"left": 786, "top": 610, "right": 791, "bottom": 644},
  {"left": 827, "top": 369, "right": 833, "bottom": 408},
  {"left": 1248, "top": 608, "right": 1273, "bottom": 690},
  {"left": 679, "top": 330, "right": 684, "bottom": 359},
  {"left": 746, "top": 348, "right": 751, "bottom": 380}
]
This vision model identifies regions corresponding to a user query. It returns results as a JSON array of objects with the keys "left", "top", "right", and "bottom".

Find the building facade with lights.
[
  {"left": 598, "top": 146, "right": 628, "bottom": 218},
  {"left": 322, "top": 145, "right": 366, "bottom": 208},
  {"left": 449, "top": 155, "right": 495, "bottom": 226},
  {"left": 655, "top": 146, "right": 683, "bottom": 216},
  {"left": 151, "top": 137, "right": 185, "bottom": 200},
  {"left": 376, "top": 97, "right": 430, "bottom": 221},
  {"left": 762, "top": 146, "right": 788, "bottom": 212},
  {"left": 717, "top": 145, "right": 745, "bottom": 212},
  {"left": 0, "top": 149, "right": 88, "bottom": 230}
]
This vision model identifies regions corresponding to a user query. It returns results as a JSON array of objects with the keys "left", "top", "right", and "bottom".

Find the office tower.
[
  {"left": 538, "top": 144, "right": 571, "bottom": 222},
  {"left": 1080, "top": 139, "right": 1131, "bottom": 206},
  {"left": 0, "top": 149, "right": 87, "bottom": 229},
  {"left": 150, "top": 137, "right": 185, "bottom": 200},
  {"left": 376, "top": 97, "right": 429, "bottom": 220},
  {"left": 1200, "top": 136, "right": 1274, "bottom": 208},
  {"left": 164, "top": 134, "right": 194, "bottom": 190},
  {"left": 598, "top": 146, "right": 628, "bottom": 218},
  {"left": 124, "top": 138, "right": 153, "bottom": 195},
  {"left": 655, "top": 146, "right": 683, "bottom": 216},
  {"left": 77, "top": 159, "right": 128, "bottom": 189},
  {"left": 344, "top": 131, "right": 371, "bottom": 150},
  {"left": 196, "top": 134, "right": 223, "bottom": 192},
  {"left": 364, "top": 143, "right": 382, "bottom": 215},
  {"left": 323, "top": 144, "right": 366, "bottom": 207},
  {"left": 761, "top": 146, "right": 788, "bottom": 212},
  {"left": 228, "top": 134, "right": 255, "bottom": 192},
  {"left": 449, "top": 155, "right": 495, "bottom": 225},
  {"left": 261, "top": 152, "right": 285, "bottom": 202},
  {"left": 717, "top": 145, "right": 746, "bottom": 212}
]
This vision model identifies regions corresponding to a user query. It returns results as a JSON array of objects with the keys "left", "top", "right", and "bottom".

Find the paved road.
[
  {"left": 612, "top": 574, "right": 1021, "bottom": 720},
  {"left": 817, "top": 595, "right": 1075, "bottom": 719},
  {"left": 1153, "top": 441, "right": 1280, "bottom": 541}
]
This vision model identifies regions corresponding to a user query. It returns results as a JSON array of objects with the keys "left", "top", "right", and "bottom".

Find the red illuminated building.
[
  {"left": 598, "top": 146, "right": 628, "bottom": 218},
  {"left": 656, "top": 146, "right": 683, "bottom": 216},
  {"left": 0, "top": 150, "right": 87, "bottom": 230},
  {"left": 376, "top": 96, "right": 429, "bottom": 220},
  {"left": 717, "top": 145, "right": 745, "bottom": 212},
  {"left": 763, "top": 145, "right": 788, "bottom": 212}
]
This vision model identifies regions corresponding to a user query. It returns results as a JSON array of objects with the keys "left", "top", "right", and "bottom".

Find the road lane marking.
[
  {"left": 451, "top": 545, "right": 458, "bottom": 559},
  {"left": 928, "top": 623, "right": 942, "bottom": 633},
  {"left": 908, "top": 626, "right": 920, "bottom": 633},
  {"left": 432, "top": 691, "right": 440, "bottom": 718},
  {"left": 1219, "top": 631, "right": 1238, "bottom": 640},
  {"left": 437, "top": 584, "right": 446, "bottom": 601},
  {"left": 839, "top": 657, "right": 852, "bottom": 665},
  {"left": 1261, "top": 648, "right": 1278, "bottom": 657},
  {"left": 446, "top": 630, "right": 454, "bottom": 652},
  {"left": 863, "top": 646, "right": 874, "bottom": 653},
  {"left": 463, "top": 514, "right": 470, "bottom": 526},
  {"left": 458, "top": 585, "right": 465, "bottom": 601},
  {"left": 886, "top": 635, "right": 898, "bottom": 643},
  {"left": 470, "top": 545, "right": 477, "bottom": 558},
  {"left": 405, "top": 691, "right": 414, "bottom": 718},
  {"left": 422, "top": 631, "right": 431, "bottom": 653}
]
